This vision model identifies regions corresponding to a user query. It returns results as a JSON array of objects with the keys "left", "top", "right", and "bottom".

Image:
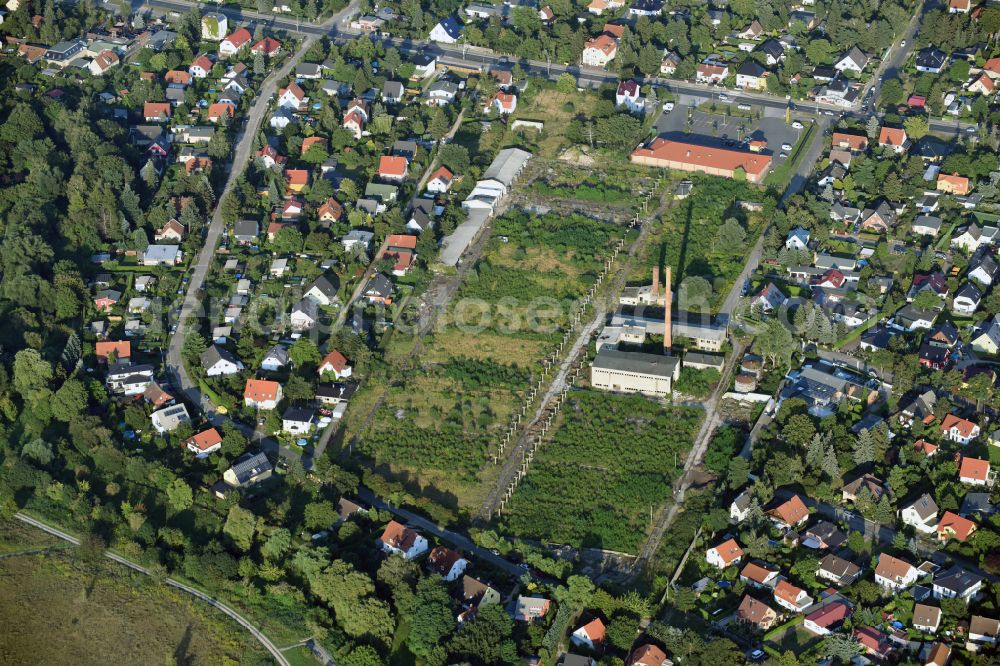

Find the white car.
[
  {"left": 663, "top": 102, "right": 674, "bottom": 112},
  {"left": 719, "top": 93, "right": 729, "bottom": 101},
  {"left": 791, "top": 121, "right": 804, "bottom": 129},
  {"left": 779, "top": 152, "right": 788, "bottom": 159},
  {"left": 781, "top": 142, "right": 792, "bottom": 150},
  {"left": 900, "top": 39, "right": 906, "bottom": 47},
  {"left": 737, "top": 103, "right": 751, "bottom": 111}
]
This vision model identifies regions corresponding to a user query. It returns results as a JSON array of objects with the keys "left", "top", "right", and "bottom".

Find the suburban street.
[
  {"left": 166, "top": 37, "right": 319, "bottom": 410},
  {"left": 14, "top": 512, "right": 293, "bottom": 666}
]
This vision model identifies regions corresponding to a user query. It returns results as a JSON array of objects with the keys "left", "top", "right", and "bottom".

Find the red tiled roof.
[
  {"left": 627, "top": 644, "right": 668, "bottom": 666},
  {"left": 191, "top": 54, "right": 213, "bottom": 72},
  {"left": 831, "top": 132, "right": 868, "bottom": 151},
  {"left": 774, "top": 579, "right": 805, "bottom": 606},
  {"left": 185, "top": 427, "right": 223, "bottom": 452},
  {"left": 431, "top": 165, "right": 454, "bottom": 183},
  {"left": 575, "top": 618, "right": 606, "bottom": 642},
  {"left": 318, "top": 197, "right": 343, "bottom": 220},
  {"left": 585, "top": 33, "right": 618, "bottom": 56},
  {"left": 244, "top": 378, "right": 281, "bottom": 401},
  {"left": 875, "top": 553, "right": 914, "bottom": 581},
  {"left": 632, "top": 138, "right": 771, "bottom": 177},
  {"left": 251, "top": 36, "right": 281, "bottom": 54},
  {"left": 710, "top": 538, "right": 743, "bottom": 565},
  {"left": 960, "top": 456, "right": 990, "bottom": 482},
  {"left": 223, "top": 28, "right": 252, "bottom": 49},
  {"left": 286, "top": 169, "right": 309, "bottom": 186},
  {"left": 878, "top": 126, "right": 907, "bottom": 146},
  {"left": 603, "top": 22, "right": 625, "bottom": 38},
  {"left": 144, "top": 102, "right": 171, "bottom": 119},
  {"left": 943, "top": 413, "right": 978, "bottom": 438},
  {"left": 769, "top": 495, "right": 809, "bottom": 526},
  {"left": 301, "top": 136, "right": 326, "bottom": 154},
  {"left": 740, "top": 562, "right": 776, "bottom": 584},
  {"left": 805, "top": 601, "right": 851, "bottom": 629},
  {"left": 378, "top": 155, "right": 408, "bottom": 178},
  {"left": 380, "top": 520, "right": 419, "bottom": 550},
  {"left": 95, "top": 340, "right": 131, "bottom": 361},
  {"left": 427, "top": 546, "right": 464, "bottom": 575},
  {"left": 320, "top": 349, "right": 349, "bottom": 373},
  {"left": 937, "top": 511, "right": 976, "bottom": 541},
  {"left": 207, "top": 103, "right": 234, "bottom": 120}
]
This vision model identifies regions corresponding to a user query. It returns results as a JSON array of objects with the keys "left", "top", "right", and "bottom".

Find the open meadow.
[{"left": 0, "top": 521, "right": 268, "bottom": 665}]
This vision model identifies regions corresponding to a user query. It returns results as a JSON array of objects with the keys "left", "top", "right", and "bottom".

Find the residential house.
[
  {"left": 94, "top": 340, "right": 131, "bottom": 363},
  {"left": 411, "top": 53, "right": 438, "bottom": 79},
  {"left": 185, "top": 428, "right": 223, "bottom": 456},
  {"left": 932, "top": 566, "right": 983, "bottom": 601},
  {"left": 773, "top": 579, "right": 813, "bottom": 613},
  {"left": 938, "top": 172, "right": 971, "bottom": 195},
  {"left": 943, "top": 414, "right": 980, "bottom": 445},
  {"left": 878, "top": 126, "right": 909, "bottom": 154},
  {"left": 936, "top": 511, "right": 976, "bottom": 542},
  {"left": 803, "top": 600, "right": 851, "bottom": 635},
  {"left": 854, "top": 626, "right": 894, "bottom": 661},
  {"left": 244, "top": 378, "right": 282, "bottom": 409},
  {"left": 571, "top": 618, "right": 606, "bottom": 650},
  {"left": 902, "top": 493, "right": 940, "bottom": 533},
  {"left": 616, "top": 80, "right": 643, "bottom": 112},
  {"left": 427, "top": 166, "right": 454, "bottom": 193},
  {"left": 730, "top": 490, "right": 752, "bottom": 522},
  {"left": 304, "top": 275, "right": 339, "bottom": 306},
  {"left": 953, "top": 282, "right": 982, "bottom": 315},
  {"left": 364, "top": 273, "right": 394, "bottom": 305},
  {"left": 916, "top": 47, "right": 948, "bottom": 73},
  {"left": 189, "top": 54, "right": 213, "bottom": 78},
  {"left": 512, "top": 596, "right": 550, "bottom": 622},
  {"left": 751, "top": 282, "right": 787, "bottom": 313},
  {"left": 219, "top": 27, "right": 251, "bottom": 56},
  {"left": 802, "top": 521, "right": 846, "bottom": 550},
  {"left": 201, "top": 345, "right": 243, "bottom": 376},
  {"left": 874, "top": 553, "right": 918, "bottom": 590},
  {"left": 316, "top": 198, "right": 343, "bottom": 225},
  {"left": 968, "top": 250, "right": 999, "bottom": 286},
  {"left": 735, "top": 59, "right": 768, "bottom": 91},
  {"left": 841, "top": 473, "right": 885, "bottom": 503},
  {"left": 318, "top": 350, "right": 352, "bottom": 379},
  {"left": 817, "top": 554, "right": 861, "bottom": 586},
  {"left": 740, "top": 562, "right": 780, "bottom": 588},
  {"left": 972, "top": 315, "right": 1000, "bottom": 354},
  {"left": 912, "top": 603, "right": 942, "bottom": 633},
  {"left": 277, "top": 82, "right": 307, "bottom": 111},
  {"left": 835, "top": 46, "right": 869, "bottom": 72},
  {"left": 151, "top": 403, "right": 191, "bottom": 433},
  {"left": 260, "top": 345, "right": 289, "bottom": 372},
  {"left": 969, "top": 615, "right": 1000, "bottom": 644},
  {"left": 251, "top": 36, "right": 281, "bottom": 56},
  {"left": 154, "top": 218, "right": 185, "bottom": 242},
  {"left": 141, "top": 244, "right": 182, "bottom": 266},
  {"left": 201, "top": 13, "right": 228, "bottom": 40},
  {"left": 627, "top": 644, "right": 669, "bottom": 666},
  {"left": 282, "top": 406, "right": 314, "bottom": 435},
  {"left": 913, "top": 215, "right": 943, "bottom": 237},
  {"left": 426, "top": 546, "right": 469, "bottom": 582},
  {"left": 89, "top": 49, "right": 119, "bottom": 76},
  {"left": 290, "top": 298, "right": 318, "bottom": 331},
  {"left": 952, "top": 223, "right": 998, "bottom": 252},
  {"left": 959, "top": 456, "right": 992, "bottom": 485},
  {"left": 483, "top": 91, "right": 517, "bottom": 114},
  {"left": 144, "top": 102, "right": 171, "bottom": 122},
  {"left": 767, "top": 495, "right": 809, "bottom": 530},
  {"left": 705, "top": 538, "right": 743, "bottom": 569},
  {"left": 737, "top": 595, "right": 779, "bottom": 630},
  {"left": 221, "top": 451, "right": 273, "bottom": 489},
  {"left": 582, "top": 34, "right": 618, "bottom": 67},
  {"left": 429, "top": 15, "right": 463, "bottom": 43},
  {"left": 377, "top": 520, "right": 429, "bottom": 559},
  {"left": 382, "top": 80, "right": 404, "bottom": 103},
  {"left": 377, "top": 155, "right": 409, "bottom": 182},
  {"left": 696, "top": 61, "right": 729, "bottom": 83},
  {"left": 969, "top": 72, "right": 994, "bottom": 94}
]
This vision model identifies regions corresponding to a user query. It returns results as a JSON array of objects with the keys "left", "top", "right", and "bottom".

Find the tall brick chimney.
[
  {"left": 651, "top": 266, "right": 659, "bottom": 298},
  {"left": 664, "top": 266, "right": 672, "bottom": 352}
]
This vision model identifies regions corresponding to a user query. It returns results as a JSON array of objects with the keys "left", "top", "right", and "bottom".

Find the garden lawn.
[{"left": 500, "top": 390, "right": 701, "bottom": 552}]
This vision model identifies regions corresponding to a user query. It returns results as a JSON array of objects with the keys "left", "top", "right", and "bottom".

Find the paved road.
[
  {"left": 15, "top": 512, "right": 292, "bottom": 666},
  {"left": 166, "top": 38, "right": 320, "bottom": 409}
]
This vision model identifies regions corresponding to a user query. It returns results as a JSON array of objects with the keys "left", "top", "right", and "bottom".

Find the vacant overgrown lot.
[
  {"left": 346, "top": 212, "right": 626, "bottom": 517},
  {"left": 500, "top": 391, "right": 701, "bottom": 553},
  {"left": 0, "top": 527, "right": 267, "bottom": 664},
  {"left": 636, "top": 177, "right": 774, "bottom": 310}
]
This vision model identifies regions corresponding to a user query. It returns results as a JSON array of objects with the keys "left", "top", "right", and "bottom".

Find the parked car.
[
  {"left": 792, "top": 121, "right": 804, "bottom": 129},
  {"left": 781, "top": 142, "right": 792, "bottom": 150},
  {"left": 663, "top": 101, "right": 674, "bottom": 112}
]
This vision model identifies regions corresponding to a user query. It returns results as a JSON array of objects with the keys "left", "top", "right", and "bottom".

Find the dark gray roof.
[
  {"left": 933, "top": 566, "right": 982, "bottom": 594},
  {"left": 592, "top": 348, "right": 680, "bottom": 379},
  {"left": 366, "top": 273, "right": 394, "bottom": 297},
  {"left": 819, "top": 553, "right": 861, "bottom": 580},
  {"left": 233, "top": 219, "right": 258, "bottom": 238},
  {"left": 960, "top": 492, "right": 996, "bottom": 517},
  {"left": 907, "top": 493, "right": 939, "bottom": 521},
  {"left": 230, "top": 452, "right": 272, "bottom": 484},
  {"left": 283, "top": 405, "right": 314, "bottom": 422},
  {"left": 737, "top": 59, "right": 766, "bottom": 77},
  {"left": 307, "top": 274, "right": 339, "bottom": 300},
  {"left": 201, "top": 344, "right": 240, "bottom": 369}
]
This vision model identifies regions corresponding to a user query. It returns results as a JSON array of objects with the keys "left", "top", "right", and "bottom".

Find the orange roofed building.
[
  {"left": 244, "top": 378, "right": 283, "bottom": 410},
  {"left": 631, "top": 138, "right": 772, "bottom": 183},
  {"left": 95, "top": 340, "right": 131, "bottom": 363},
  {"left": 377, "top": 520, "right": 428, "bottom": 559},
  {"left": 937, "top": 172, "right": 971, "bottom": 195},
  {"left": 184, "top": 427, "right": 223, "bottom": 456}
]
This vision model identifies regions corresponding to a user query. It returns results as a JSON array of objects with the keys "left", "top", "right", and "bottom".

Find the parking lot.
[{"left": 653, "top": 100, "right": 806, "bottom": 164}]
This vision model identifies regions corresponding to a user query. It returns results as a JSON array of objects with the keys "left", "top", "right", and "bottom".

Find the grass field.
[
  {"left": 343, "top": 211, "right": 626, "bottom": 517},
  {"left": 500, "top": 391, "right": 701, "bottom": 552},
  {"left": 0, "top": 526, "right": 268, "bottom": 664}
]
